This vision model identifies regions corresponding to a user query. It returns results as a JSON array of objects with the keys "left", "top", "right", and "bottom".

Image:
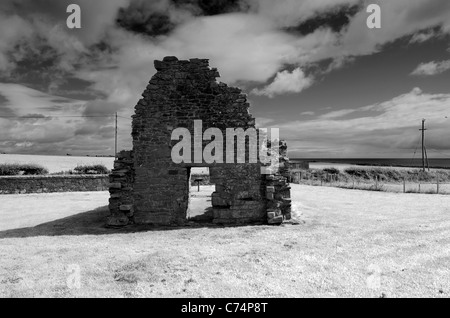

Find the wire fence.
[{"left": 289, "top": 171, "right": 450, "bottom": 195}]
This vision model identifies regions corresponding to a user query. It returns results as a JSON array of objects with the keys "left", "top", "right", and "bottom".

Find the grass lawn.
[{"left": 0, "top": 185, "right": 449, "bottom": 297}]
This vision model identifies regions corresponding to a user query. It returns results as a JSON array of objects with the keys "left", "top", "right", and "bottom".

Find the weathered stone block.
[
  {"left": 213, "top": 209, "right": 233, "bottom": 220},
  {"left": 108, "top": 182, "right": 121, "bottom": 189},
  {"left": 268, "top": 215, "right": 283, "bottom": 225},
  {"left": 106, "top": 215, "right": 129, "bottom": 227},
  {"left": 211, "top": 192, "right": 229, "bottom": 207},
  {"left": 119, "top": 204, "right": 133, "bottom": 211},
  {"left": 163, "top": 56, "right": 178, "bottom": 62},
  {"left": 154, "top": 60, "right": 168, "bottom": 71}
]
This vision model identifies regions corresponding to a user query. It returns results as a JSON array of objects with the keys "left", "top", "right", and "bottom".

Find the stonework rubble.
[{"left": 107, "top": 56, "right": 292, "bottom": 227}]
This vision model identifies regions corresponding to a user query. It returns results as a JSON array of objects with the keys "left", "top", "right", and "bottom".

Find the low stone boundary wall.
[{"left": 0, "top": 175, "right": 109, "bottom": 194}]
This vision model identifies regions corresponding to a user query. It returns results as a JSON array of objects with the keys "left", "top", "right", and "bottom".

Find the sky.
[{"left": 0, "top": 0, "right": 449, "bottom": 158}]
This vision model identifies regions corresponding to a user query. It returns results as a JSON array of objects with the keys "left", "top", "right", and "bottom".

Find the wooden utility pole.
[
  {"left": 420, "top": 119, "right": 426, "bottom": 172},
  {"left": 437, "top": 174, "right": 440, "bottom": 194},
  {"left": 115, "top": 112, "right": 118, "bottom": 157}
]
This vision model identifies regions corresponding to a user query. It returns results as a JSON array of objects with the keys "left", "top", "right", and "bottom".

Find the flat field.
[
  {"left": 0, "top": 154, "right": 209, "bottom": 175},
  {"left": 0, "top": 154, "right": 115, "bottom": 173},
  {"left": 1, "top": 184, "right": 449, "bottom": 297}
]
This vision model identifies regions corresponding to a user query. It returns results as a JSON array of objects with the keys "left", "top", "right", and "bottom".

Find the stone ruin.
[{"left": 107, "top": 56, "right": 291, "bottom": 227}]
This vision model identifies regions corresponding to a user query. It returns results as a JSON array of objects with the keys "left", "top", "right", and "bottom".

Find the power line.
[
  {"left": 0, "top": 114, "right": 132, "bottom": 157},
  {"left": 409, "top": 133, "right": 421, "bottom": 167},
  {"left": 115, "top": 112, "right": 118, "bottom": 157},
  {"left": 419, "top": 119, "right": 429, "bottom": 171}
]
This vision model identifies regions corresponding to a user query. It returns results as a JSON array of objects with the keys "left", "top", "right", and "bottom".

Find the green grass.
[{"left": 0, "top": 163, "right": 48, "bottom": 176}]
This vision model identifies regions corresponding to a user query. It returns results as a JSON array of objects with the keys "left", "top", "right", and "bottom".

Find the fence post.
[
  {"left": 418, "top": 182, "right": 421, "bottom": 193},
  {"left": 403, "top": 178, "right": 406, "bottom": 193},
  {"left": 375, "top": 176, "right": 378, "bottom": 189},
  {"left": 437, "top": 175, "right": 440, "bottom": 194}
]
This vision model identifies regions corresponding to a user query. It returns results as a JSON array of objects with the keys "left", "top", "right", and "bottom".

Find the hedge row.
[{"left": 0, "top": 164, "right": 110, "bottom": 176}]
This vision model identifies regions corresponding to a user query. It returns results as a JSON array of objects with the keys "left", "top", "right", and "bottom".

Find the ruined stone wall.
[
  {"left": 265, "top": 141, "right": 292, "bottom": 224},
  {"left": 107, "top": 150, "right": 135, "bottom": 227},
  {"left": 0, "top": 175, "right": 108, "bottom": 194},
  {"left": 107, "top": 56, "right": 292, "bottom": 227},
  {"left": 210, "top": 164, "right": 266, "bottom": 224},
  {"left": 130, "top": 56, "right": 264, "bottom": 226}
]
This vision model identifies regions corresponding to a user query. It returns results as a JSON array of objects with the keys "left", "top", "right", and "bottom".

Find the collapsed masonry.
[{"left": 107, "top": 56, "right": 291, "bottom": 227}]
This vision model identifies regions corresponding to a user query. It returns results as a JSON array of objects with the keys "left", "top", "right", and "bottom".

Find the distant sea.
[{"left": 292, "top": 158, "right": 450, "bottom": 169}]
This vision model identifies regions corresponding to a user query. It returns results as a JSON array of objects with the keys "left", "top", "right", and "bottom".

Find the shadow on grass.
[{"left": 0, "top": 206, "right": 254, "bottom": 239}]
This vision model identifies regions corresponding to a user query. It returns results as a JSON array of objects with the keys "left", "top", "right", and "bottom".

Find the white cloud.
[
  {"left": 2, "top": 0, "right": 450, "bottom": 101},
  {"left": 278, "top": 87, "right": 450, "bottom": 157},
  {"left": 313, "top": 0, "right": 450, "bottom": 61},
  {"left": 0, "top": 83, "right": 127, "bottom": 155},
  {"left": 0, "top": 83, "right": 82, "bottom": 116},
  {"left": 319, "top": 109, "right": 358, "bottom": 119},
  {"left": 255, "top": 117, "right": 274, "bottom": 127},
  {"left": 0, "top": 13, "right": 34, "bottom": 73},
  {"left": 246, "top": 0, "right": 361, "bottom": 28},
  {"left": 409, "top": 29, "right": 439, "bottom": 43},
  {"left": 2, "top": 0, "right": 450, "bottom": 155},
  {"left": 164, "top": 13, "right": 300, "bottom": 83},
  {"left": 411, "top": 59, "right": 450, "bottom": 76},
  {"left": 251, "top": 68, "right": 313, "bottom": 98}
]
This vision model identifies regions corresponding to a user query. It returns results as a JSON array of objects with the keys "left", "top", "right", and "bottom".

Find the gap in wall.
[{"left": 186, "top": 167, "right": 214, "bottom": 223}]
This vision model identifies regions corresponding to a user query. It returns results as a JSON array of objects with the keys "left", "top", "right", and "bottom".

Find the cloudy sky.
[{"left": 0, "top": 0, "right": 449, "bottom": 158}]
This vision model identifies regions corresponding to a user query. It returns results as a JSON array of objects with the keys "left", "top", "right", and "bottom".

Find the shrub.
[
  {"left": 51, "top": 170, "right": 74, "bottom": 175},
  {"left": 323, "top": 167, "right": 340, "bottom": 175},
  {"left": 344, "top": 168, "right": 371, "bottom": 180},
  {"left": 73, "top": 164, "right": 110, "bottom": 174},
  {"left": 0, "top": 163, "right": 48, "bottom": 176}
]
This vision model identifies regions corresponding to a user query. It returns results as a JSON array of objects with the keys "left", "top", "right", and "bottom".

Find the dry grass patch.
[{"left": 1, "top": 185, "right": 449, "bottom": 298}]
